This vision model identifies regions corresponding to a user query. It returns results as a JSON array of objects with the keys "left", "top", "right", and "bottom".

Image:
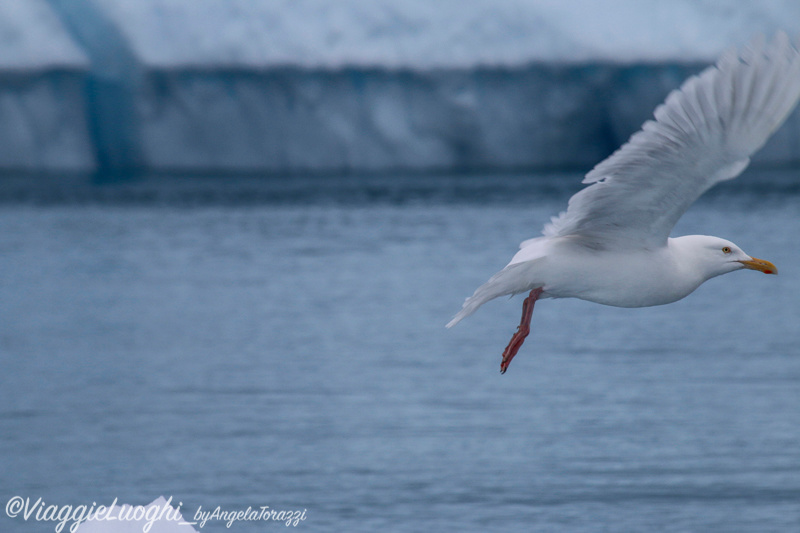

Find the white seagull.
[{"left": 447, "top": 33, "right": 800, "bottom": 373}]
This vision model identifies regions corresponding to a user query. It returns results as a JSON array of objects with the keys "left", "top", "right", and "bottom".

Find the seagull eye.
[{"left": 722, "top": 246, "right": 732, "bottom": 254}]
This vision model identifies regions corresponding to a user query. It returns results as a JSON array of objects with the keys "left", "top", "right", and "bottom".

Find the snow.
[
  {"left": 0, "top": 0, "right": 88, "bottom": 70},
  {"left": 95, "top": 0, "right": 800, "bottom": 68}
]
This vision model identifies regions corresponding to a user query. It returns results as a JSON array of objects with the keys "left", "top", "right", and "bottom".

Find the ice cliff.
[
  {"left": 5, "top": 0, "right": 800, "bottom": 173},
  {"left": 0, "top": 0, "right": 93, "bottom": 171}
]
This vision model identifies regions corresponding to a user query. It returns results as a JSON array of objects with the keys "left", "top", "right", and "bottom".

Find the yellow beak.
[{"left": 738, "top": 257, "right": 778, "bottom": 275}]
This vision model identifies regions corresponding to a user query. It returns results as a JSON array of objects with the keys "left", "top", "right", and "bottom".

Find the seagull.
[{"left": 447, "top": 33, "right": 800, "bottom": 374}]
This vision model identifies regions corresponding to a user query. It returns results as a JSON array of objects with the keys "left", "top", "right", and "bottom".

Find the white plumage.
[{"left": 447, "top": 33, "right": 800, "bottom": 372}]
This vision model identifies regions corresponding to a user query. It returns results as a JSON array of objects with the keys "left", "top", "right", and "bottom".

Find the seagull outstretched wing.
[{"left": 543, "top": 32, "right": 800, "bottom": 250}]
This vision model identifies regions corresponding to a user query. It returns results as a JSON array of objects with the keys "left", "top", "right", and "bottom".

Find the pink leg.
[{"left": 500, "top": 288, "right": 543, "bottom": 374}]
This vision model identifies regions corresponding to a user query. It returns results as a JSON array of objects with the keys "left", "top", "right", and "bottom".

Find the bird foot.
[{"left": 500, "top": 288, "right": 542, "bottom": 374}]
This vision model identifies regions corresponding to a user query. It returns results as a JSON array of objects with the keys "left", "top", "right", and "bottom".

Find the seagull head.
[{"left": 675, "top": 235, "right": 777, "bottom": 280}]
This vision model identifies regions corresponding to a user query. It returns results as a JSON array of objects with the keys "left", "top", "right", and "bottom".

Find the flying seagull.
[{"left": 447, "top": 33, "right": 800, "bottom": 373}]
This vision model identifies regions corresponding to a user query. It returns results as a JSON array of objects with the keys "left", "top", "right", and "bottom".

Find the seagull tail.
[{"left": 446, "top": 260, "right": 545, "bottom": 328}]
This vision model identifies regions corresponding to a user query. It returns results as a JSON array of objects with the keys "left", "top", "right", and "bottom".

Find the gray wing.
[{"left": 544, "top": 32, "right": 800, "bottom": 250}]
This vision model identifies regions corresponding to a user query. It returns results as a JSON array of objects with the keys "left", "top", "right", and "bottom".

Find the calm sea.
[{"left": 1, "top": 172, "right": 798, "bottom": 532}]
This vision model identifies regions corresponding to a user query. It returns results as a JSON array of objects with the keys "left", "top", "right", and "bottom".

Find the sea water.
[{"left": 0, "top": 172, "right": 798, "bottom": 532}]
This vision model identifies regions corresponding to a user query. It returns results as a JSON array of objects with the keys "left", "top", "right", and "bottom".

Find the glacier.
[
  {"left": 4, "top": 0, "right": 800, "bottom": 173},
  {"left": 0, "top": 0, "right": 94, "bottom": 171}
]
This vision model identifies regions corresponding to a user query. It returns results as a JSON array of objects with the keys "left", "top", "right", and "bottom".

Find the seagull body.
[{"left": 448, "top": 33, "right": 800, "bottom": 373}]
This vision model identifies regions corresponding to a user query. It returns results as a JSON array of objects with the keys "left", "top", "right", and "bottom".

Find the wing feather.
[{"left": 543, "top": 33, "right": 800, "bottom": 249}]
